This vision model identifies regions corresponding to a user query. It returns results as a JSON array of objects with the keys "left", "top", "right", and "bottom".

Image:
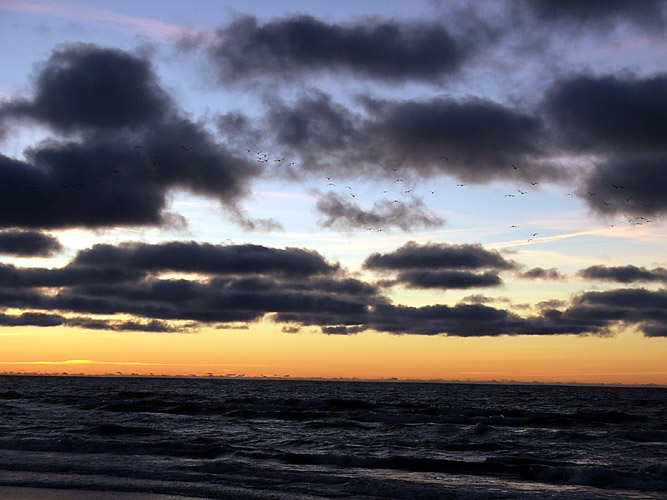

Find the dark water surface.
[{"left": 0, "top": 376, "right": 665, "bottom": 499}]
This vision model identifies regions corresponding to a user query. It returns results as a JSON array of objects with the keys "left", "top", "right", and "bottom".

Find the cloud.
[
  {"left": 265, "top": 91, "right": 357, "bottom": 154},
  {"left": 579, "top": 153, "right": 667, "bottom": 217},
  {"left": 203, "top": 15, "right": 470, "bottom": 83},
  {"left": 73, "top": 241, "right": 339, "bottom": 277},
  {"left": 364, "top": 241, "right": 518, "bottom": 271},
  {"left": 519, "top": 267, "right": 565, "bottom": 280},
  {"left": 359, "top": 96, "right": 546, "bottom": 182},
  {"left": 0, "top": 230, "right": 62, "bottom": 257},
  {"left": 0, "top": 311, "right": 65, "bottom": 327},
  {"left": 564, "top": 288, "right": 667, "bottom": 337},
  {"left": 220, "top": 92, "right": 557, "bottom": 185},
  {"left": 362, "top": 241, "right": 516, "bottom": 291},
  {"left": 461, "top": 294, "right": 511, "bottom": 305},
  {"left": 0, "top": 262, "right": 145, "bottom": 288},
  {"left": 65, "top": 317, "right": 184, "bottom": 332},
  {"left": 520, "top": 0, "right": 666, "bottom": 32},
  {"left": 391, "top": 270, "right": 501, "bottom": 290},
  {"left": 578, "top": 265, "right": 667, "bottom": 284},
  {"left": 544, "top": 73, "right": 667, "bottom": 153},
  {"left": 0, "top": 44, "right": 262, "bottom": 230},
  {"left": 1, "top": 238, "right": 665, "bottom": 338},
  {"left": 0, "top": 241, "right": 381, "bottom": 329},
  {"left": 362, "top": 302, "right": 583, "bottom": 337},
  {"left": 315, "top": 192, "right": 444, "bottom": 232},
  {"left": 543, "top": 73, "right": 667, "bottom": 217},
  {"left": 5, "top": 43, "right": 170, "bottom": 131}
]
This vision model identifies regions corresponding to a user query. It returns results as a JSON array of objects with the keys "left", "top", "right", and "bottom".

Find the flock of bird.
[
  {"left": 0, "top": 144, "right": 658, "bottom": 240},
  {"left": 244, "top": 149, "right": 660, "bottom": 238}
]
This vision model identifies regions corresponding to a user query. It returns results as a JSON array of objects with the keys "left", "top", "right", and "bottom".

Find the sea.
[{"left": 0, "top": 376, "right": 665, "bottom": 499}]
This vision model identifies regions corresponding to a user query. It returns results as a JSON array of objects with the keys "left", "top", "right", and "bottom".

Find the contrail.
[
  {"left": 489, "top": 225, "right": 639, "bottom": 250},
  {"left": 1, "top": 0, "right": 204, "bottom": 42},
  {"left": 111, "top": 227, "right": 172, "bottom": 238}
]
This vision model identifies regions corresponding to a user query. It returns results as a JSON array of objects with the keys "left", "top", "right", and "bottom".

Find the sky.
[{"left": 0, "top": 0, "right": 666, "bottom": 384}]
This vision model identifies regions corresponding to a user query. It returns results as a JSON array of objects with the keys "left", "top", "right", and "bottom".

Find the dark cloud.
[
  {"left": 5, "top": 43, "right": 170, "bottom": 131},
  {"left": 392, "top": 270, "right": 501, "bottom": 290},
  {"left": 363, "top": 242, "right": 515, "bottom": 291},
  {"left": 0, "top": 241, "right": 380, "bottom": 330},
  {"left": 266, "top": 92, "right": 357, "bottom": 153},
  {"left": 521, "top": 0, "right": 666, "bottom": 31},
  {"left": 204, "top": 15, "right": 469, "bottom": 83},
  {"left": 0, "top": 230, "right": 62, "bottom": 257},
  {"left": 544, "top": 74, "right": 667, "bottom": 152},
  {"left": 461, "top": 294, "right": 511, "bottom": 305},
  {"left": 223, "top": 92, "right": 556, "bottom": 185},
  {"left": 564, "top": 288, "right": 667, "bottom": 337},
  {"left": 578, "top": 265, "right": 667, "bottom": 284},
  {"left": 364, "top": 241, "right": 517, "bottom": 271},
  {"left": 360, "top": 96, "right": 545, "bottom": 182},
  {"left": 65, "top": 317, "right": 182, "bottom": 333},
  {"left": 0, "top": 262, "right": 145, "bottom": 288},
  {"left": 315, "top": 192, "right": 444, "bottom": 232},
  {"left": 73, "top": 241, "right": 339, "bottom": 277},
  {"left": 519, "top": 267, "right": 565, "bottom": 280},
  {"left": 0, "top": 44, "right": 263, "bottom": 230},
  {"left": 1, "top": 238, "right": 665, "bottom": 338},
  {"left": 363, "top": 302, "right": 590, "bottom": 337},
  {"left": 542, "top": 73, "right": 667, "bottom": 217},
  {"left": 0, "top": 311, "right": 65, "bottom": 327},
  {"left": 579, "top": 153, "right": 667, "bottom": 217}
]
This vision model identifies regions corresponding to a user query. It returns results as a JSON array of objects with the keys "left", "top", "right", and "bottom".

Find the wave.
[{"left": 275, "top": 451, "right": 667, "bottom": 492}]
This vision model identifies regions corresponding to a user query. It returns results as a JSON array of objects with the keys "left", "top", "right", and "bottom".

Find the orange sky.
[{"left": 2, "top": 322, "right": 665, "bottom": 385}]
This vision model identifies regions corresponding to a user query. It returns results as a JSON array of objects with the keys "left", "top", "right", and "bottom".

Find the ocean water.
[{"left": 0, "top": 376, "right": 665, "bottom": 499}]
